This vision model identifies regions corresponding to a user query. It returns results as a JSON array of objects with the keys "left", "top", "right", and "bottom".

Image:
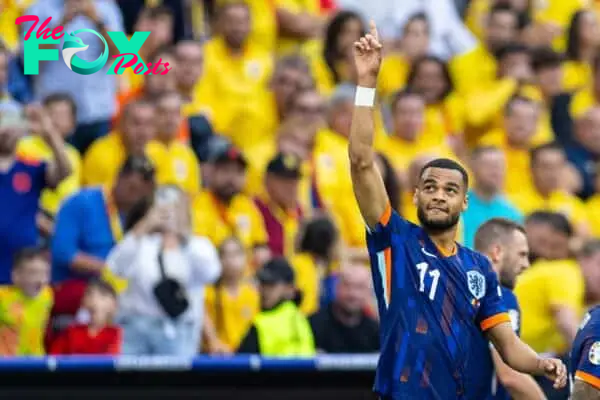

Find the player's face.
[
  {"left": 415, "top": 167, "right": 467, "bottom": 232},
  {"left": 499, "top": 230, "right": 530, "bottom": 289}
]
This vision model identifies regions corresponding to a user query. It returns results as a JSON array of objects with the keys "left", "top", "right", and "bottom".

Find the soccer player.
[
  {"left": 348, "top": 22, "right": 567, "bottom": 399},
  {"left": 571, "top": 305, "right": 600, "bottom": 399},
  {"left": 473, "top": 218, "right": 545, "bottom": 399}
]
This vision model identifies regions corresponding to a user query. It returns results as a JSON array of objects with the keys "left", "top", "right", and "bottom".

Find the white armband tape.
[{"left": 354, "top": 86, "right": 376, "bottom": 107}]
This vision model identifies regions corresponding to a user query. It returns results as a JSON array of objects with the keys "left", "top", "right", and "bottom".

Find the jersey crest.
[
  {"left": 467, "top": 270, "right": 486, "bottom": 300},
  {"left": 589, "top": 341, "right": 600, "bottom": 365}
]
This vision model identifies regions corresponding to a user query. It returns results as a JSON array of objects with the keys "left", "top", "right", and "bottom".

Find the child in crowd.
[
  {"left": 0, "top": 247, "right": 53, "bottom": 356},
  {"left": 203, "top": 236, "right": 260, "bottom": 354},
  {"left": 50, "top": 279, "right": 121, "bottom": 355}
]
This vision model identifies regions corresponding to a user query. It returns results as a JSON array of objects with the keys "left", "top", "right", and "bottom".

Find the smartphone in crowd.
[{"left": 154, "top": 186, "right": 180, "bottom": 231}]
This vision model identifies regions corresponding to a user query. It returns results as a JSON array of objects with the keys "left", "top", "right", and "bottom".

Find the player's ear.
[
  {"left": 490, "top": 244, "right": 502, "bottom": 263},
  {"left": 413, "top": 189, "right": 419, "bottom": 206},
  {"left": 462, "top": 192, "right": 468, "bottom": 212}
]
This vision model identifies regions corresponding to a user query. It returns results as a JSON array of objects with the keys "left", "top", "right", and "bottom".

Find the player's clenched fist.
[
  {"left": 353, "top": 21, "right": 382, "bottom": 87},
  {"left": 537, "top": 357, "right": 568, "bottom": 389}
]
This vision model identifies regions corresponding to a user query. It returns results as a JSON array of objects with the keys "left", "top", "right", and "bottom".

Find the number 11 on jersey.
[{"left": 416, "top": 262, "right": 440, "bottom": 300}]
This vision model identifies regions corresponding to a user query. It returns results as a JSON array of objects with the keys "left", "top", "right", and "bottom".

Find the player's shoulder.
[
  {"left": 500, "top": 286, "right": 519, "bottom": 307},
  {"left": 457, "top": 245, "right": 494, "bottom": 273}
]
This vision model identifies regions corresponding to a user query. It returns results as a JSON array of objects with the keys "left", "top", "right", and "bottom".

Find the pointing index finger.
[{"left": 369, "top": 20, "right": 379, "bottom": 42}]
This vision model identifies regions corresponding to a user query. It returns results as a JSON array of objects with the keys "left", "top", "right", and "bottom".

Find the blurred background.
[{"left": 0, "top": 0, "right": 599, "bottom": 398}]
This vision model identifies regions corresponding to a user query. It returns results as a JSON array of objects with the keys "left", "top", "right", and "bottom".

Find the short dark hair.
[
  {"left": 531, "top": 46, "right": 564, "bottom": 72},
  {"left": 406, "top": 55, "right": 453, "bottom": 100},
  {"left": 119, "top": 155, "right": 156, "bottom": 182},
  {"left": 488, "top": 3, "right": 518, "bottom": 22},
  {"left": 470, "top": 145, "right": 503, "bottom": 160},
  {"left": 419, "top": 158, "right": 469, "bottom": 188},
  {"left": 496, "top": 43, "right": 530, "bottom": 61},
  {"left": 504, "top": 95, "right": 536, "bottom": 115},
  {"left": 525, "top": 211, "right": 573, "bottom": 237},
  {"left": 403, "top": 12, "right": 429, "bottom": 34},
  {"left": 140, "top": 5, "right": 174, "bottom": 20},
  {"left": 42, "top": 93, "right": 77, "bottom": 119},
  {"left": 85, "top": 278, "right": 117, "bottom": 299},
  {"left": 530, "top": 142, "right": 563, "bottom": 164},
  {"left": 390, "top": 88, "right": 422, "bottom": 110},
  {"left": 298, "top": 216, "right": 338, "bottom": 261},
  {"left": 474, "top": 218, "right": 525, "bottom": 252},
  {"left": 13, "top": 246, "right": 46, "bottom": 270}
]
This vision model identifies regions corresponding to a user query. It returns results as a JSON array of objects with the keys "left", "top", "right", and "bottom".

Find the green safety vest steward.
[{"left": 254, "top": 300, "right": 316, "bottom": 357}]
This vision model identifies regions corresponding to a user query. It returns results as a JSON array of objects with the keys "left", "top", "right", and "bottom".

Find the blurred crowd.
[{"left": 0, "top": 0, "right": 599, "bottom": 392}]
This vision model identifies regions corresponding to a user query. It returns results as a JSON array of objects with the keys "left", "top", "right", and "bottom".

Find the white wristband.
[{"left": 354, "top": 86, "right": 376, "bottom": 107}]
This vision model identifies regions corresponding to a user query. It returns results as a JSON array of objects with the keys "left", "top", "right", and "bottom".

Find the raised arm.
[{"left": 348, "top": 22, "right": 389, "bottom": 229}]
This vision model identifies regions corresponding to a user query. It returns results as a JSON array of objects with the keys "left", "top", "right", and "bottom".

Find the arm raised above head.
[{"left": 348, "top": 21, "right": 389, "bottom": 230}]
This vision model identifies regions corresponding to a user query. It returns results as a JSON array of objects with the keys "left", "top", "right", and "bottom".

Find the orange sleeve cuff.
[
  {"left": 480, "top": 312, "right": 511, "bottom": 331},
  {"left": 379, "top": 203, "right": 392, "bottom": 226},
  {"left": 575, "top": 370, "right": 600, "bottom": 390}
]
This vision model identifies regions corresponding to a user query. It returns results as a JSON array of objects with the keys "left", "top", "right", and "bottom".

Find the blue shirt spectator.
[
  {"left": 462, "top": 147, "right": 523, "bottom": 249},
  {"left": 51, "top": 155, "right": 156, "bottom": 283},
  {"left": 7, "top": 55, "right": 32, "bottom": 104},
  {"left": 463, "top": 189, "right": 523, "bottom": 249}
]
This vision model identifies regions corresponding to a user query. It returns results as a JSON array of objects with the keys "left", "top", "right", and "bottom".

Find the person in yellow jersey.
[
  {"left": 204, "top": 237, "right": 259, "bottom": 354},
  {"left": 275, "top": 0, "right": 323, "bottom": 54},
  {"left": 237, "top": 257, "right": 316, "bottom": 356},
  {"left": 291, "top": 216, "right": 340, "bottom": 316},
  {"left": 230, "top": 54, "right": 316, "bottom": 151},
  {"left": 245, "top": 114, "right": 318, "bottom": 197},
  {"left": 304, "top": 10, "right": 364, "bottom": 95},
  {"left": 17, "top": 94, "right": 82, "bottom": 237},
  {"left": 378, "top": 13, "right": 430, "bottom": 101},
  {"left": 196, "top": 2, "right": 274, "bottom": 149},
  {"left": 83, "top": 100, "right": 156, "bottom": 187},
  {"left": 405, "top": 55, "right": 466, "bottom": 157},
  {"left": 255, "top": 153, "right": 304, "bottom": 259},
  {"left": 192, "top": 142, "right": 269, "bottom": 264},
  {"left": 118, "top": 5, "right": 174, "bottom": 95},
  {"left": 451, "top": 4, "right": 520, "bottom": 96},
  {"left": 146, "top": 92, "right": 200, "bottom": 196},
  {"left": 509, "top": 143, "right": 590, "bottom": 235},
  {"left": 0, "top": 247, "right": 53, "bottom": 356},
  {"left": 375, "top": 90, "right": 455, "bottom": 180},
  {"left": 516, "top": 240, "right": 600, "bottom": 398},
  {"left": 479, "top": 96, "right": 540, "bottom": 195},
  {"left": 571, "top": 53, "right": 600, "bottom": 120},
  {"left": 563, "top": 10, "right": 600, "bottom": 92},
  {"left": 173, "top": 40, "right": 209, "bottom": 118}
]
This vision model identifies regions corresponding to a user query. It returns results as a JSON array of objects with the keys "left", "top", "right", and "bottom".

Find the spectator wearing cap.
[
  {"left": 195, "top": 2, "right": 274, "bottom": 150},
  {"left": 17, "top": 94, "right": 82, "bottom": 238},
  {"left": 587, "top": 164, "right": 600, "bottom": 238},
  {"left": 192, "top": 143, "right": 268, "bottom": 265},
  {"left": 23, "top": 0, "right": 125, "bottom": 155},
  {"left": 82, "top": 100, "right": 156, "bottom": 187},
  {"left": 255, "top": 153, "right": 303, "bottom": 259},
  {"left": 237, "top": 258, "right": 316, "bottom": 356},
  {"left": 309, "top": 264, "right": 379, "bottom": 354},
  {"left": 50, "top": 155, "right": 155, "bottom": 340},
  {"left": 146, "top": 92, "right": 201, "bottom": 196},
  {"left": 0, "top": 105, "right": 71, "bottom": 285}
]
